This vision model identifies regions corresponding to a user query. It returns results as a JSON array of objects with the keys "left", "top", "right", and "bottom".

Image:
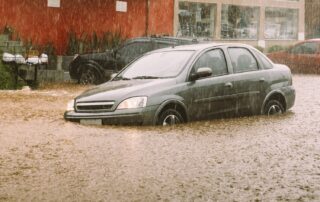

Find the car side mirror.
[{"left": 190, "top": 67, "right": 212, "bottom": 81}]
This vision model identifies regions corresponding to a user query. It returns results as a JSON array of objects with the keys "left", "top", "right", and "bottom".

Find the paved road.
[{"left": 0, "top": 75, "right": 319, "bottom": 201}]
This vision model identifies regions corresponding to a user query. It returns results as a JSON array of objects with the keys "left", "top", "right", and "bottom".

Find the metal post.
[{"left": 145, "top": 0, "right": 150, "bottom": 36}]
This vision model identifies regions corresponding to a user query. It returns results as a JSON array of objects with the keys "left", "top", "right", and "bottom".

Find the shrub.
[
  {"left": 66, "top": 30, "right": 127, "bottom": 55},
  {"left": 268, "top": 45, "right": 285, "bottom": 53},
  {"left": 254, "top": 46, "right": 264, "bottom": 53},
  {"left": 0, "top": 62, "right": 15, "bottom": 89},
  {"left": 0, "top": 60, "right": 27, "bottom": 89},
  {"left": 2, "top": 24, "right": 15, "bottom": 40}
]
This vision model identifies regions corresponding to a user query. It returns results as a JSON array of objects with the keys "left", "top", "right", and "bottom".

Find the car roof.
[
  {"left": 304, "top": 38, "right": 320, "bottom": 43},
  {"left": 124, "top": 36, "right": 196, "bottom": 43},
  {"left": 150, "top": 42, "right": 254, "bottom": 52},
  {"left": 123, "top": 36, "right": 213, "bottom": 45}
]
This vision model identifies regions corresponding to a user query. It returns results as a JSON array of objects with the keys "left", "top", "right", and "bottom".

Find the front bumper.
[{"left": 64, "top": 105, "right": 158, "bottom": 125}]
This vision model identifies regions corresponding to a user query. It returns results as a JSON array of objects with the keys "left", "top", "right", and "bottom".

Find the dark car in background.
[
  {"left": 268, "top": 39, "right": 320, "bottom": 74},
  {"left": 69, "top": 36, "right": 202, "bottom": 85},
  {"left": 65, "top": 43, "right": 295, "bottom": 126}
]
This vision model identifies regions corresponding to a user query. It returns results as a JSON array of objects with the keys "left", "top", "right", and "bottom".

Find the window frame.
[
  {"left": 264, "top": 7, "right": 299, "bottom": 40},
  {"left": 188, "top": 47, "right": 229, "bottom": 80},
  {"left": 220, "top": 4, "right": 260, "bottom": 40},
  {"left": 177, "top": 1, "right": 217, "bottom": 38},
  {"left": 251, "top": 49, "right": 274, "bottom": 70},
  {"left": 227, "top": 47, "right": 260, "bottom": 73}
]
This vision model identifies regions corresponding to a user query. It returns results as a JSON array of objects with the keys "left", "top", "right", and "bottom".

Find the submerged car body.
[
  {"left": 268, "top": 39, "right": 320, "bottom": 74},
  {"left": 69, "top": 36, "right": 201, "bottom": 85},
  {"left": 65, "top": 43, "right": 295, "bottom": 126}
]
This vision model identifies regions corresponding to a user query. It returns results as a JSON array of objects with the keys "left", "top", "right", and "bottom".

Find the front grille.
[{"left": 76, "top": 101, "right": 115, "bottom": 112}]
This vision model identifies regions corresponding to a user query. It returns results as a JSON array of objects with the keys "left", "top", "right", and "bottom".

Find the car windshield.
[{"left": 115, "top": 50, "right": 194, "bottom": 79}]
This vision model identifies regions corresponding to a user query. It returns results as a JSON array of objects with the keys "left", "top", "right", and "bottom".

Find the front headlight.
[
  {"left": 66, "top": 99, "right": 75, "bottom": 111},
  {"left": 117, "top": 97, "right": 147, "bottom": 110}
]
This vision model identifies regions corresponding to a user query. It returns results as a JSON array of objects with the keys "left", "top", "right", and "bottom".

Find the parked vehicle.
[
  {"left": 268, "top": 39, "right": 320, "bottom": 74},
  {"left": 64, "top": 43, "right": 295, "bottom": 126},
  {"left": 69, "top": 36, "right": 202, "bottom": 85}
]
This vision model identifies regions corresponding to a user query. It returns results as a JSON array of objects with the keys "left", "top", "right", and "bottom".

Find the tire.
[
  {"left": 157, "top": 109, "right": 184, "bottom": 126},
  {"left": 263, "top": 100, "right": 285, "bottom": 116},
  {"left": 79, "top": 66, "right": 101, "bottom": 85}
]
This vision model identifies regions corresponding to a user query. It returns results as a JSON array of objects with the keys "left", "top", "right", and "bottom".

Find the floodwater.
[{"left": 0, "top": 75, "right": 319, "bottom": 201}]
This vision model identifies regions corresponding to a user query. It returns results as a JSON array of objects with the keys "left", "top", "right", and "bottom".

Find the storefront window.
[
  {"left": 221, "top": 5, "right": 260, "bottom": 39},
  {"left": 265, "top": 8, "right": 299, "bottom": 39},
  {"left": 178, "top": 1, "right": 216, "bottom": 38}
]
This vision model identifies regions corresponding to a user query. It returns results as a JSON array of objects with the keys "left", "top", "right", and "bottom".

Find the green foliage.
[
  {"left": 0, "top": 61, "right": 28, "bottom": 89},
  {"left": 41, "top": 42, "right": 56, "bottom": 56},
  {"left": 2, "top": 24, "right": 22, "bottom": 41},
  {"left": 254, "top": 46, "right": 265, "bottom": 53},
  {"left": 0, "top": 62, "right": 15, "bottom": 89},
  {"left": 2, "top": 24, "right": 15, "bottom": 40},
  {"left": 66, "top": 30, "right": 126, "bottom": 55},
  {"left": 267, "top": 45, "right": 292, "bottom": 53},
  {"left": 25, "top": 40, "right": 32, "bottom": 51},
  {"left": 42, "top": 42, "right": 57, "bottom": 70},
  {"left": 267, "top": 45, "right": 285, "bottom": 53},
  {"left": 66, "top": 31, "right": 79, "bottom": 56}
]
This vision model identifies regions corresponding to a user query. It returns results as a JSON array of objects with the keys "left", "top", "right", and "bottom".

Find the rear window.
[{"left": 253, "top": 49, "right": 273, "bottom": 69}]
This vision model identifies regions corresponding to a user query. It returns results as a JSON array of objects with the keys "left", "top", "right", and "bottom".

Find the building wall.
[
  {"left": 148, "top": 0, "right": 174, "bottom": 36},
  {"left": 174, "top": 0, "right": 305, "bottom": 49},
  {"left": 0, "top": 0, "right": 307, "bottom": 54},
  {"left": 305, "top": 0, "right": 320, "bottom": 38},
  {"left": 0, "top": 0, "right": 175, "bottom": 54}
]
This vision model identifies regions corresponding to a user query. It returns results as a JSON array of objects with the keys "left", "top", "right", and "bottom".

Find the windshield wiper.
[{"left": 132, "top": 76, "right": 160, "bottom": 79}]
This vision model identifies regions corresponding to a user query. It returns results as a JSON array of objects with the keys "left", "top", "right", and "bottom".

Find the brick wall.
[{"left": 0, "top": 0, "right": 174, "bottom": 54}]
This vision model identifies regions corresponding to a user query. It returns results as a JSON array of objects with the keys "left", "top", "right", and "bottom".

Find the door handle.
[{"left": 224, "top": 82, "right": 233, "bottom": 88}]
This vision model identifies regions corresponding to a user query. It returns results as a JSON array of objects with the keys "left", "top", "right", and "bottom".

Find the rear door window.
[
  {"left": 253, "top": 49, "right": 273, "bottom": 69},
  {"left": 228, "top": 48, "right": 259, "bottom": 73}
]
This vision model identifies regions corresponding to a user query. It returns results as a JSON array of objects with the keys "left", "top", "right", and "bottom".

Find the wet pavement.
[{"left": 0, "top": 75, "right": 319, "bottom": 201}]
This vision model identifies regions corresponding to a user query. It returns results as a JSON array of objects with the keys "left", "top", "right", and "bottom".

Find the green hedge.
[
  {"left": 267, "top": 45, "right": 291, "bottom": 53},
  {"left": 0, "top": 62, "right": 15, "bottom": 89}
]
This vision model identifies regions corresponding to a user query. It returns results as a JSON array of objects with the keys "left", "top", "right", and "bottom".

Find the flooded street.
[{"left": 0, "top": 75, "right": 319, "bottom": 201}]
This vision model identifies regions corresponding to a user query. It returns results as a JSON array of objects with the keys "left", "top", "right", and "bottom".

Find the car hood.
[{"left": 75, "top": 78, "right": 176, "bottom": 103}]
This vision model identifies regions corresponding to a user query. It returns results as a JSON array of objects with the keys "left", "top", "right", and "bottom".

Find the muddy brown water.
[{"left": 0, "top": 75, "right": 319, "bottom": 201}]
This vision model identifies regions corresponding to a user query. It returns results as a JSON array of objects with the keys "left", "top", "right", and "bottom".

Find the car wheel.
[
  {"left": 264, "top": 100, "right": 284, "bottom": 116},
  {"left": 79, "top": 66, "right": 101, "bottom": 85},
  {"left": 157, "top": 109, "right": 184, "bottom": 126}
]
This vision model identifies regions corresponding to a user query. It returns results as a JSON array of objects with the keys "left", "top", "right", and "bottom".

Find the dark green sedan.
[{"left": 64, "top": 43, "right": 295, "bottom": 126}]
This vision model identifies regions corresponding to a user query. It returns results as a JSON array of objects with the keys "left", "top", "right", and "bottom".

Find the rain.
[{"left": 0, "top": 0, "right": 320, "bottom": 201}]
